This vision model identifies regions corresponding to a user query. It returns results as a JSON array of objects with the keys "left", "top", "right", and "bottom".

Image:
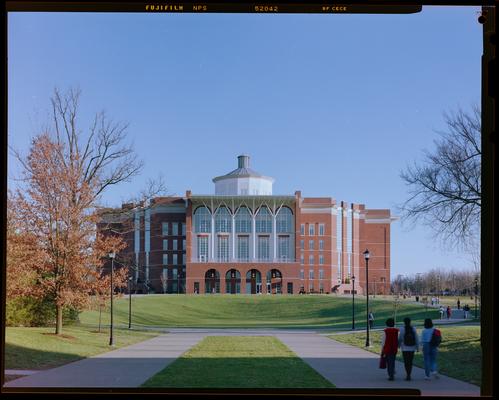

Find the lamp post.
[
  {"left": 436, "top": 274, "right": 441, "bottom": 304},
  {"left": 363, "top": 249, "right": 371, "bottom": 347},
  {"left": 108, "top": 252, "right": 115, "bottom": 346},
  {"left": 474, "top": 275, "right": 479, "bottom": 319},
  {"left": 128, "top": 276, "right": 132, "bottom": 329},
  {"left": 352, "top": 275, "right": 356, "bottom": 330}
]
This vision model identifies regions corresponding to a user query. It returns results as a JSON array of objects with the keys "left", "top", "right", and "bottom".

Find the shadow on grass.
[
  {"left": 4, "top": 354, "right": 420, "bottom": 396},
  {"left": 3, "top": 352, "right": 479, "bottom": 396},
  {"left": 3, "top": 343, "right": 86, "bottom": 371}
]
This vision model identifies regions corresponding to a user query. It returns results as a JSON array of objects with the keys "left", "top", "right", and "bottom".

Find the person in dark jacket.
[
  {"left": 381, "top": 317, "right": 399, "bottom": 380},
  {"left": 368, "top": 311, "right": 375, "bottom": 329},
  {"left": 398, "top": 317, "right": 420, "bottom": 381}
]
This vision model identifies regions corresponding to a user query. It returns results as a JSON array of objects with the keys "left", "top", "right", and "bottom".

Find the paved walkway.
[
  {"left": 276, "top": 333, "right": 480, "bottom": 397},
  {"left": 4, "top": 333, "right": 204, "bottom": 388},
  {"left": 4, "top": 327, "right": 481, "bottom": 396}
]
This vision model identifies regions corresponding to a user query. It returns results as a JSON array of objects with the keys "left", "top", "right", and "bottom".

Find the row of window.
[
  {"left": 161, "top": 222, "right": 186, "bottom": 236},
  {"left": 300, "top": 254, "right": 325, "bottom": 265},
  {"left": 300, "top": 239, "right": 325, "bottom": 250},
  {"left": 300, "top": 254, "right": 324, "bottom": 265},
  {"left": 300, "top": 223, "right": 325, "bottom": 236},
  {"left": 197, "top": 235, "right": 292, "bottom": 262},
  {"left": 194, "top": 206, "right": 294, "bottom": 234},
  {"left": 163, "top": 239, "right": 186, "bottom": 251},
  {"left": 161, "top": 267, "right": 186, "bottom": 280},
  {"left": 299, "top": 269, "right": 325, "bottom": 279},
  {"left": 300, "top": 283, "right": 325, "bottom": 293},
  {"left": 162, "top": 253, "right": 185, "bottom": 266}
]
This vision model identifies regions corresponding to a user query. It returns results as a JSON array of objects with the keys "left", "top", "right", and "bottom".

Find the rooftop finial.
[{"left": 237, "top": 154, "right": 250, "bottom": 169}]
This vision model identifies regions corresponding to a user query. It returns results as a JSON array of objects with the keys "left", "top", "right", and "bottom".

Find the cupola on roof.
[{"left": 212, "top": 155, "right": 274, "bottom": 195}]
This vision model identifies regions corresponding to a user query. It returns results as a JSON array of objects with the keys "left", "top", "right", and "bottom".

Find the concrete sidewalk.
[
  {"left": 4, "top": 333, "right": 204, "bottom": 388},
  {"left": 4, "top": 328, "right": 481, "bottom": 395},
  {"left": 276, "top": 333, "right": 480, "bottom": 397}
]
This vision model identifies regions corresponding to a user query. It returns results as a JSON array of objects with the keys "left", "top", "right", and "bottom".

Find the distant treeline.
[{"left": 390, "top": 268, "right": 480, "bottom": 296}]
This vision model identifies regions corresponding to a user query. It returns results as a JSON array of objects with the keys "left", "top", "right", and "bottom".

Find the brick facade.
[{"left": 99, "top": 159, "right": 395, "bottom": 295}]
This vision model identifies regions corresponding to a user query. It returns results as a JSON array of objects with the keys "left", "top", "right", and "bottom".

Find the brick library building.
[{"left": 100, "top": 155, "right": 396, "bottom": 296}]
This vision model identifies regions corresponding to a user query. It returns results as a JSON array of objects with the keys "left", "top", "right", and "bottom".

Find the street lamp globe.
[
  {"left": 108, "top": 252, "right": 116, "bottom": 259},
  {"left": 363, "top": 249, "right": 370, "bottom": 260}
]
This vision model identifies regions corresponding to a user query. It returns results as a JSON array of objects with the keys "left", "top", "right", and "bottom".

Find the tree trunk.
[{"left": 56, "top": 304, "right": 63, "bottom": 334}]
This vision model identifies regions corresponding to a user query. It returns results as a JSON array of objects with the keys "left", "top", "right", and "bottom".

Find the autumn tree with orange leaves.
[
  {"left": 9, "top": 87, "right": 143, "bottom": 334},
  {"left": 6, "top": 194, "right": 47, "bottom": 301}
]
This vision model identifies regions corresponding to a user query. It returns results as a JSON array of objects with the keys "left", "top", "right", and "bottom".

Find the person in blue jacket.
[{"left": 421, "top": 318, "right": 439, "bottom": 380}]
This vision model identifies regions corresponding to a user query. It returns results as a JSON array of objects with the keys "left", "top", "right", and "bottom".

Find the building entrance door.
[
  {"left": 245, "top": 269, "right": 262, "bottom": 294},
  {"left": 225, "top": 269, "right": 241, "bottom": 294},
  {"left": 266, "top": 269, "right": 283, "bottom": 294}
]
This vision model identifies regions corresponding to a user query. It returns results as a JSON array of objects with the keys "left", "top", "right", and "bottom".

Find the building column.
[
  {"left": 211, "top": 214, "right": 215, "bottom": 262},
  {"left": 220, "top": 275, "right": 226, "bottom": 294},
  {"left": 232, "top": 215, "right": 236, "bottom": 261},
  {"left": 252, "top": 213, "right": 256, "bottom": 260},
  {"left": 200, "top": 275, "right": 206, "bottom": 294},
  {"left": 262, "top": 269, "right": 268, "bottom": 294},
  {"left": 272, "top": 213, "right": 277, "bottom": 262}
]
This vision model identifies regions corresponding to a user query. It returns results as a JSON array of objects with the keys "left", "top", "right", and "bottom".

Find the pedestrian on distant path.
[
  {"left": 457, "top": 299, "right": 461, "bottom": 309},
  {"left": 463, "top": 304, "right": 470, "bottom": 319},
  {"left": 381, "top": 317, "right": 399, "bottom": 381},
  {"left": 421, "top": 318, "right": 440, "bottom": 380},
  {"left": 368, "top": 311, "right": 375, "bottom": 329},
  {"left": 439, "top": 306, "right": 444, "bottom": 319},
  {"left": 446, "top": 306, "right": 452, "bottom": 319},
  {"left": 398, "top": 317, "right": 419, "bottom": 381}
]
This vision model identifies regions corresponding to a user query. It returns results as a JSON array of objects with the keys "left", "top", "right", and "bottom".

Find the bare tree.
[
  {"left": 52, "top": 87, "right": 144, "bottom": 200},
  {"left": 12, "top": 134, "right": 128, "bottom": 334},
  {"left": 12, "top": 87, "right": 144, "bottom": 202},
  {"left": 399, "top": 106, "right": 481, "bottom": 249},
  {"left": 9, "top": 87, "right": 144, "bottom": 334}
]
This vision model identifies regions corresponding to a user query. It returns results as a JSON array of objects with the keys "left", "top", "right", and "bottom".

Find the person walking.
[
  {"left": 421, "top": 318, "right": 440, "bottom": 380},
  {"left": 439, "top": 305, "right": 444, "bottom": 319},
  {"left": 381, "top": 318, "right": 399, "bottom": 381},
  {"left": 368, "top": 311, "right": 375, "bottom": 329},
  {"left": 457, "top": 298, "right": 461, "bottom": 310},
  {"left": 398, "top": 317, "right": 419, "bottom": 381},
  {"left": 446, "top": 305, "right": 452, "bottom": 319},
  {"left": 463, "top": 304, "right": 470, "bottom": 319}
]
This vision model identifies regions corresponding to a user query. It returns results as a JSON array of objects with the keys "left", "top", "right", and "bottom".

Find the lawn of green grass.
[
  {"left": 328, "top": 325, "right": 481, "bottom": 386},
  {"left": 4, "top": 325, "right": 162, "bottom": 370},
  {"left": 142, "top": 336, "right": 334, "bottom": 388},
  {"left": 79, "top": 294, "right": 442, "bottom": 329}
]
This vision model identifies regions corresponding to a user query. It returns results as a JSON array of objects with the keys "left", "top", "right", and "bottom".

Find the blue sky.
[{"left": 8, "top": 6, "right": 482, "bottom": 277}]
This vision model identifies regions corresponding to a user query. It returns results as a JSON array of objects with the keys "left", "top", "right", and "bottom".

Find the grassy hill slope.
[{"left": 79, "top": 294, "right": 440, "bottom": 329}]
